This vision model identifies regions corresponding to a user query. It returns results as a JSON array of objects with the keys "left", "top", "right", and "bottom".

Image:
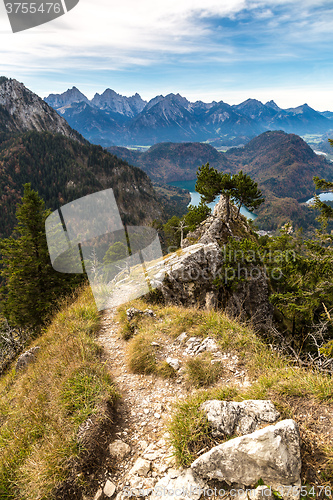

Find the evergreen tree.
[
  {"left": 0, "top": 184, "right": 82, "bottom": 329},
  {"left": 195, "top": 163, "right": 264, "bottom": 222},
  {"left": 195, "top": 163, "right": 234, "bottom": 222},
  {"left": 162, "top": 215, "right": 181, "bottom": 252},
  {"left": 232, "top": 170, "right": 265, "bottom": 218},
  {"left": 184, "top": 202, "right": 211, "bottom": 232}
]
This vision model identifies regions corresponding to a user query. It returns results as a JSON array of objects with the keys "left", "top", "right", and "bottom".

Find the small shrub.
[
  {"left": 61, "top": 366, "right": 117, "bottom": 425},
  {"left": 127, "top": 334, "right": 156, "bottom": 374},
  {"left": 120, "top": 321, "right": 135, "bottom": 340},
  {"left": 185, "top": 354, "right": 223, "bottom": 388},
  {"left": 157, "top": 361, "right": 177, "bottom": 379},
  {"left": 168, "top": 394, "right": 215, "bottom": 466}
]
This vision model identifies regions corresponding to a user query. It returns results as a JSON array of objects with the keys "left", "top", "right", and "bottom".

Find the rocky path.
[
  {"left": 93, "top": 307, "right": 309, "bottom": 500},
  {"left": 95, "top": 307, "right": 191, "bottom": 497}
]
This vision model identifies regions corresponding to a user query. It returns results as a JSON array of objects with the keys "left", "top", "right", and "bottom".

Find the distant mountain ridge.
[
  {"left": 45, "top": 87, "right": 333, "bottom": 147},
  {"left": 108, "top": 131, "right": 333, "bottom": 201},
  {"left": 107, "top": 142, "right": 230, "bottom": 182},
  {"left": 0, "top": 77, "right": 174, "bottom": 238}
]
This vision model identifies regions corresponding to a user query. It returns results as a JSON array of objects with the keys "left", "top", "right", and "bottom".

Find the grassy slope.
[
  {"left": 1, "top": 289, "right": 333, "bottom": 498},
  {"left": 0, "top": 286, "right": 118, "bottom": 500},
  {"left": 118, "top": 298, "right": 333, "bottom": 491}
]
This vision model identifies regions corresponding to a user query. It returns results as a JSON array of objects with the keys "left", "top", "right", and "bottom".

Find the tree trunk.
[{"left": 225, "top": 194, "right": 231, "bottom": 222}]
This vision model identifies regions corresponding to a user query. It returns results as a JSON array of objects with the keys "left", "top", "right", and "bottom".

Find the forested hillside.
[{"left": 0, "top": 131, "right": 164, "bottom": 238}]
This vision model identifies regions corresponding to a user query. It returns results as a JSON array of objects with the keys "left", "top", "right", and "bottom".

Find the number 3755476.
[{"left": 5, "top": 3, "right": 61, "bottom": 14}]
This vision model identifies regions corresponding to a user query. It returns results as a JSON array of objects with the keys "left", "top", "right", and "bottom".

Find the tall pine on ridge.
[{"left": 0, "top": 184, "right": 83, "bottom": 329}]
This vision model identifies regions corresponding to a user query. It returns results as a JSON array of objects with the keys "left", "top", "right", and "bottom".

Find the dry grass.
[
  {"left": 185, "top": 353, "right": 223, "bottom": 388},
  {"left": 0, "top": 286, "right": 119, "bottom": 500},
  {"left": 117, "top": 298, "right": 333, "bottom": 491},
  {"left": 127, "top": 332, "right": 157, "bottom": 374}
]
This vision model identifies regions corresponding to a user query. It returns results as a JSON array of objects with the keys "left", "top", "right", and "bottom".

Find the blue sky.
[{"left": 1, "top": 0, "right": 333, "bottom": 110}]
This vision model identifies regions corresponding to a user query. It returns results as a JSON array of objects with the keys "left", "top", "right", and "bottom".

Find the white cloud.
[
  {"left": 1, "top": 0, "right": 333, "bottom": 112},
  {"left": 1, "top": 0, "right": 332, "bottom": 73}
]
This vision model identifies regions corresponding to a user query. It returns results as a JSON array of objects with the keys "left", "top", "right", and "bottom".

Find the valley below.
[{"left": 108, "top": 131, "right": 333, "bottom": 232}]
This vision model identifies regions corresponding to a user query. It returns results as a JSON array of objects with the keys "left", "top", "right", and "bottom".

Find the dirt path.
[{"left": 96, "top": 307, "right": 191, "bottom": 489}]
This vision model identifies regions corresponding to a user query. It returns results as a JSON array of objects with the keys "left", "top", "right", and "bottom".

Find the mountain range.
[
  {"left": 1, "top": 77, "right": 333, "bottom": 234},
  {"left": 45, "top": 86, "right": 333, "bottom": 147},
  {"left": 0, "top": 77, "right": 174, "bottom": 238}
]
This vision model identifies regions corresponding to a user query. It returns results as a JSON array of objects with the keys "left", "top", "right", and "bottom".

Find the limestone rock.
[
  {"left": 126, "top": 307, "right": 156, "bottom": 321},
  {"left": 200, "top": 399, "right": 280, "bottom": 437},
  {"left": 93, "top": 488, "right": 103, "bottom": 500},
  {"left": 142, "top": 442, "right": 167, "bottom": 461},
  {"left": 149, "top": 236, "right": 272, "bottom": 329},
  {"left": 166, "top": 357, "right": 180, "bottom": 370},
  {"left": 183, "top": 195, "right": 250, "bottom": 248},
  {"left": 151, "top": 468, "right": 208, "bottom": 500},
  {"left": 104, "top": 480, "right": 116, "bottom": 497},
  {"left": 191, "top": 419, "right": 302, "bottom": 500},
  {"left": 128, "top": 457, "right": 151, "bottom": 477},
  {"left": 174, "top": 332, "right": 187, "bottom": 344},
  {"left": 15, "top": 346, "right": 40, "bottom": 371},
  {"left": 109, "top": 439, "right": 131, "bottom": 460},
  {"left": 126, "top": 307, "right": 142, "bottom": 321},
  {"left": 185, "top": 336, "right": 219, "bottom": 356}
]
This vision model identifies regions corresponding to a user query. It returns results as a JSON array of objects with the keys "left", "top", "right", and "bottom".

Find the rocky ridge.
[
  {"left": 0, "top": 78, "right": 84, "bottom": 142},
  {"left": 149, "top": 196, "right": 273, "bottom": 330}
]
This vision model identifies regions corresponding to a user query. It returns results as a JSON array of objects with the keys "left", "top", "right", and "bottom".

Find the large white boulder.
[
  {"left": 151, "top": 468, "right": 208, "bottom": 500},
  {"left": 200, "top": 399, "right": 280, "bottom": 437},
  {"left": 191, "top": 419, "right": 302, "bottom": 500}
]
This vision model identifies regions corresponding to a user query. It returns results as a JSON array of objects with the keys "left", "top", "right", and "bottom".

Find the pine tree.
[
  {"left": 195, "top": 163, "right": 234, "bottom": 222},
  {"left": 232, "top": 170, "right": 265, "bottom": 218},
  {"left": 0, "top": 184, "right": 82, "bottom": 329},
  {"left": 195, "top": 163, "right": 264, "bottom": 222}
]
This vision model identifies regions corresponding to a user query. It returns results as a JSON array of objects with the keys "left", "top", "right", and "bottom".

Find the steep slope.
[
  {"left": 0, "top": 77, "right": 84, "bottom": 144},
  {"left": 107, "top": 142, "right": 232, "bottom": 182},
  {"left": 0, "top": 131, "right": 164, "bottom": 238}
]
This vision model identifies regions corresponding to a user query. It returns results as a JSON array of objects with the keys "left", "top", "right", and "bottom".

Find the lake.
[
  {"left": 306, "top": 192, "right": 333, "bottom": 204},
  {"left": 168, "top": 179, "right": 257, "bottom": 220}
]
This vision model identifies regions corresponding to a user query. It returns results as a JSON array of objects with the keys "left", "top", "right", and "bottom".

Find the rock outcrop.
[
  {"left": 183, "top": 195, "right": 250, "bottom": 248},
  {"left": 191, "top": 419, "right": 302, "bottom": 500},
  {"left": 150, "top": 196, "right": 273, "bottom": 329},
  {"left": 200, "top": 399, "right": 280, "bottom": 437},
  {"left": 15, "top": 346, "right": 40, "bottom": 371}
]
